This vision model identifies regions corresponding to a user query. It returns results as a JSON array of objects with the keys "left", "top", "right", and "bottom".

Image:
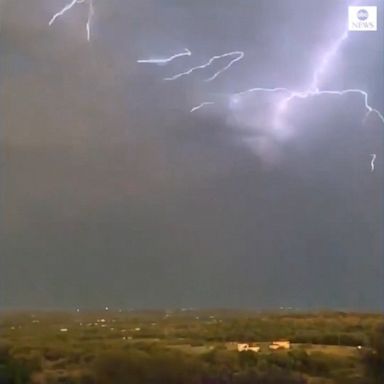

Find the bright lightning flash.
[
  {"left": 370, "top": 154, "right": 377, "bottom": 172},
  {"left": 191, "top": 22, "right": 384, "bottom": 171},
  {"left": 86, "top": 0, "right": 94, "bottom": 41},
  {"left": 164, "top": 51, "right": 244, "bottom": 81},
  {"left": 274, "top": 25, "right": 384, "bottom": 125},
  {"left": 190, "top": 102, "right": 215, "bottom": 113},
  {"left": 137, "top": 49, "right": 192, "bottom": 65},
  {"left": 49, "top": 0, "right": 94, "bottom": 41},
  {"left": 49, "top": 0, "right": 79, "bottom": 26}
]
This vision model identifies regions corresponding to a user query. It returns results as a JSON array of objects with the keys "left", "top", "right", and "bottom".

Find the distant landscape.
[
  {"left": 1, "top": 1, "right": 384, "bottom": 383},
  {"left": 1, "top": 310, "right": 383, "bottom": 384}
]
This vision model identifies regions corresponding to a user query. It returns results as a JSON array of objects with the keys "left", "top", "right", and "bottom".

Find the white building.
[
  {"left": 269, "top": 341, "right": 290, "bottom": 350},
  {"left": 237, "top": 343, "right": 260, "bottom": 353}
]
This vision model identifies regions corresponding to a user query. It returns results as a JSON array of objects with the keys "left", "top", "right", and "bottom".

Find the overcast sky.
[{"left": 1, "top": 0, "right": 383, "bottom": 311}]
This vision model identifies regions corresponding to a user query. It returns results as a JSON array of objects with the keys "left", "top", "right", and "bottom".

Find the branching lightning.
[
  {"left": 49, "top": 0, "right": 79, "bottom": 26},
  {"left": 228, "top": 23, "right": 383, "bottom": 126},
  {"left": 217, "top": 33, "right": 381, "bottom": 172},
  {"left": 137, "top": 49, "right": 192, "bottom": 64},
  {"left": 48, "top": 2, "right": 382, "bottom": 171},
  {"left": 164, "top": 51, "right": 244, "bottom": 81},
  {"left": 191, "top": 22, "right": 383, "bottom": 171},
  {"left": 272, "top": 24, "right": 383, "bottom": 124},
  {"left": 205, "top": 51, "right": 244, "bottom": 82},
  {"left": 49, "top": 0, "right": 94, "bottom": 41},
  {"left": 255, "top": 86, "right": 384, "bottom": 134}
]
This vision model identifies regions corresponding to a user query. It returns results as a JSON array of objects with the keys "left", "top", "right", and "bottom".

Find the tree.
[
  {"left": 0, "top": 342, "right": 34, "bottom": 384},
  {"left": 363, "top": 323, "right": 384, "bottom": 383}
]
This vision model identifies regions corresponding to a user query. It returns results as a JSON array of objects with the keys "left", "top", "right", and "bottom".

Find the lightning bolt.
[
  {"left": 202, "top": 24, "right": 383, "bottom": 140},
  {"left": 182, "top": 16, "right": 383, "bottom": 172},
  {"left": 48, "top": 1, "right": 382, "bottom": 171},
  {"left": 137, "top": 49, "right": 192, "bottom": 64},
  {"left": 49, "top": 0, "right": 79, "bottom": 26},
  {"left": 279, "top": 17, "right": 379, "bottom": 127},
  {"left": 49, "top": 0, "right": 94, "bottom": 41},
  {"left": 370, "top": 153, "right": 377, "bottom": 172},
  {"left": 309, "top": 30, "right": 349, "bottom": 92},
  {"left": 164, "top": 51, "right": 244, "bottom": 81},
  {"left": 234, "top": 87, "right": 291, "bottom": 98},
  {"left": 190, "top": 102, "right": 215, "bottom": 113},
  {"left": 271, "top": 88, "right": 384, "bottom": 126},
  {"left": 86, "top": 0, "right": 94, "bottom": 42},
  {"left": 274, "top": 24, "right": 375, "bottom": 121}
]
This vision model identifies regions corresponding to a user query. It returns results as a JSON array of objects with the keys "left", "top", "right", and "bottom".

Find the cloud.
[{"left": 1, "top": 0, "right": 383, "bottom": 310}]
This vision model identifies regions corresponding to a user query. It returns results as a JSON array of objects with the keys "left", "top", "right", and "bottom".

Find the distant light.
[
  {"left": 229, "top": 95, "right": 241, "bottom": 108},
  {"left": 105, "top": 306, "right": 109, "bottom": 311},
  {"left": 60, "top": 328, "right": 68, "bottom": 333}
]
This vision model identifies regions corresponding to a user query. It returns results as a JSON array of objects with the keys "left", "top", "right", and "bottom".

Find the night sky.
[{"left": 1, "top": 0, "right": 383, "bottom": 311}]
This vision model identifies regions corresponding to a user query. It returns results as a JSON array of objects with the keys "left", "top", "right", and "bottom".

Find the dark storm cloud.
[{"left": 0, "top": 0, "right": 383, "bottom": 310}]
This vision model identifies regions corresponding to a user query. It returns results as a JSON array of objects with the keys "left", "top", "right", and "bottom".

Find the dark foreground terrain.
[{"left": 0, "top": 310, "right": 383, "bottom": 384}]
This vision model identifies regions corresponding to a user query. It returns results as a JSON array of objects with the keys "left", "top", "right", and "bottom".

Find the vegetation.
[
  {"left": 0, "top": 310, "right": 382, "bottom": 383},
  {"left": 361, "top": 323, "right": 384, "bottom": 383}
]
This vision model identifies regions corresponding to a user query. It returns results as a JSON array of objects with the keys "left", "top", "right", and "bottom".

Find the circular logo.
[{"left": 357, "top": 9, "right": 369, "bottom": 21}]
